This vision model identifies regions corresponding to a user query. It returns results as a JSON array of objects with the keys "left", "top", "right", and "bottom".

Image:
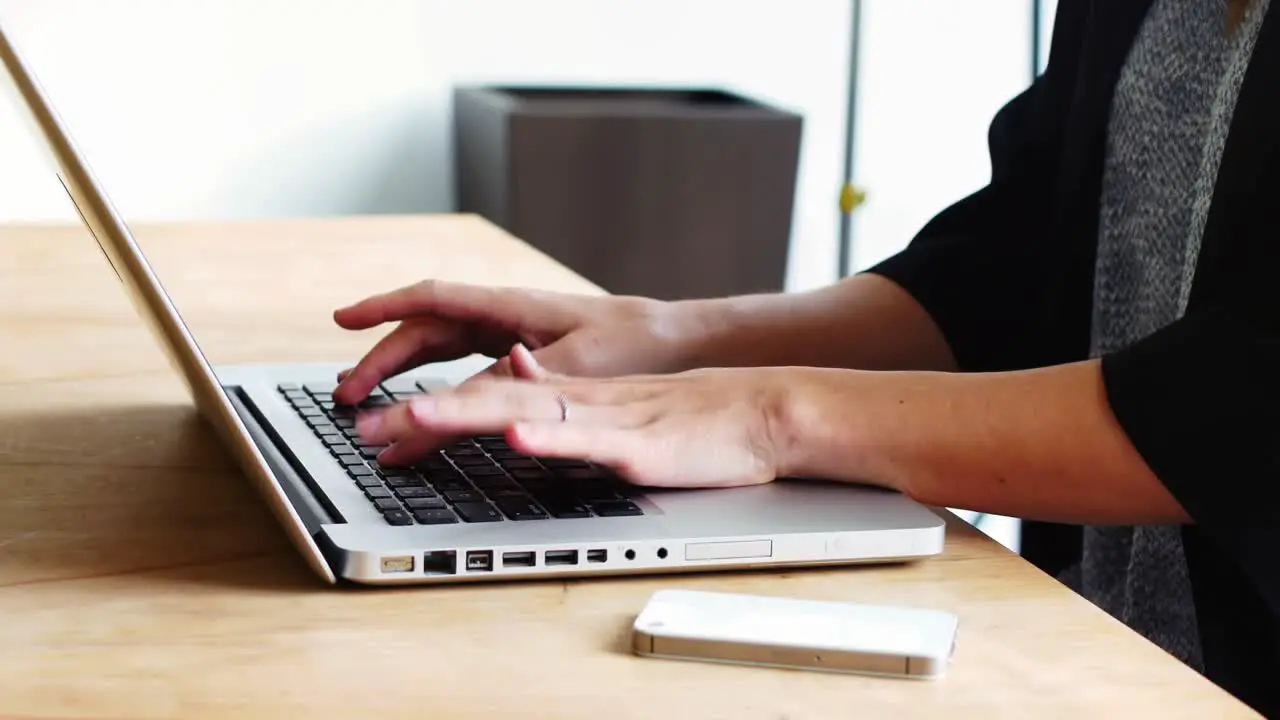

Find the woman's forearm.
[
  {"left": 776, "top": 361, "right": 1190, "bottom": 526},
  {"left": 672, "top": 273, "right": 958, "bottom": 373}
]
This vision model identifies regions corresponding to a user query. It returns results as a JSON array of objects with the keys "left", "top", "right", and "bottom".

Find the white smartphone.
[{"left": 631, "top": 589, "right": 959, "bottom": 679}]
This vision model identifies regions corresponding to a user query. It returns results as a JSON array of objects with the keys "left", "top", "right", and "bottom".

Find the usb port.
[
  {"left": 503, "top": 551, "right": 535, "bottom": 568},
  {"left": 545, "top": 549, "right": 579, "bottom": 566},
  {"left": 587, "top": 549, "right": 607, "bottom": 564},
  {"left": 466, "top": 550, "right": 494, "bottom": 572}
]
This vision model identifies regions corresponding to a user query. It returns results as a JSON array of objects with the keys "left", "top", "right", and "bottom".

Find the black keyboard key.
[
  {"left": 444, "top": 489, "right": 483, "bottom": 504},
  {"left": 373, "top": 498, "right": 402, "bottom": 512},
  {"left": 337, "top": 455, "right": 366, "bottom": 468},
  {"left": 431, "top": 478, "right": 472, "bottom": 492},
  {"left": 483, "top": 486, "right": 530, "bottom": 500},
  {"left": 495, "top": 499, "right": 549, "bottom": 521},
  {"left": 472, "top": 475, "right": 520, "bottom": 490},
  {"left": 463, "top": 465, "right": 506, "bottom": 477},
  {"left": 499, "top": 458, "right": 542, "bottom": 470},
  {"left": 394, "top": 486, "right": 436, "bottom": 499},
  {"left": 541, "top": 458, "right": 590, "bottom": 469},
  {"left": 385, "top": 476, "right": 425, "bottom": 488},
  {"left": 298, "top": 407, "right": 324, "bottom": 418},
  {"left": 509, "top": 469, "right": 551, "bottom": 482},
  {"left": 365, "top": 487, "right": 394, "bottom": 500},
  {"left": 319, "top": 434, "right": 347, "bottom": 447},
  {"left": 304, "top": 383, "right": 337, "bottom": 395},
  {"left": 311, "top": 392, "right": 334, "bottom": 402},
  {"left": 574, "top": 484, "right": 622, "bottom": 502},
  {"left": 354, "top": 476, "right": 382, "bottom": 489},
  {"left": 451, "top": 454, "right": 493, "bottom": 467},
  {"left": 333, "top": 418, "right": 356, "bottom": 429},
  {"left": 591, "top": 500, "right": 644, "bottom": 517},
  {"left": 348, "top": 465, "right": 375, "bottom": 477},
  {"left": 556, "top": 467, "right": 610, "bottom": 481},
  {"left": 416, "top": 454, "right": 453, "bottom": 470},
  {"left": 404, "top": 497, "right": 447, "bottom": 510},
  {"left": 383, "top": 509, "right": 413, "bottom": 526},
  {"left": 423, "top": 467, "right": 465, "bottom": 483},
  {"left": 446, "top": 444, "right": 483, "bottom": 456},
  {"left": 359, "top": 447, "right": 382, "bottom": 459},
  {"left": 454, "top": 502, "right": 503, "bottom": 523},
  {"left": 413, "top": 509, "right": 458, "bottom": 525},
  {"left": 539, "top": 498, "right": 591, "bottom": 519}
]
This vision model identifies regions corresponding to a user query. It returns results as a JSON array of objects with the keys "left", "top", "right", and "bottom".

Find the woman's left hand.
[{"left": 355, "top": 345, "right": 792, "bottom": 489}]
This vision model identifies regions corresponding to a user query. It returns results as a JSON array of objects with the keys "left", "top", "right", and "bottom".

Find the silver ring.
[{"left": 555, "top": 393, "right": 569, "bottom": 423}]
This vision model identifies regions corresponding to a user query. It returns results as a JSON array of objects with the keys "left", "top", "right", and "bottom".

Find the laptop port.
[
  {"left": 466, "top": 550, "right": 494, "bottom": 572},
  {"left": 545, "top": 549, "right": 579, "bottom": 566},
  {"left": 587, "top": 549, "right": 607, "bottom": 563},
  {"left": 380, "top": 555, "right": 415, "bottom": 574},
  {"left": 503, "top": 551, "right": 535, "bottom": 567},
  {"left": 422, "top": 550, "right": 457, "bottom": 575},
  {"left": 657, "top": 547, "right": 669, "bottom": 559}
]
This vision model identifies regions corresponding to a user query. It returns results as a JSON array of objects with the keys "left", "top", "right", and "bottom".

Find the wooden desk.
[{"left": 0, "top": 215, "right": 1256, "bottom": 718}]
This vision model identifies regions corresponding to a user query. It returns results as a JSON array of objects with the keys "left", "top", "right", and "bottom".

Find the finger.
[
  {"left": 506, "top": 421, "right": 644, "bottom": 475},
  {"left": 334, "top": 279, "right": 554, "bottom": 332},
  {"left": 376, "top": 434, "right": 453, "bottom": 466},
  {"left": 356, "top": 383, "right": 567, "bottom": 446},
  {"left": 508, "top": 343, "right": 567, "bottom": 382},
  {"left": 334, "top": 320, "right": 460, "bottom": 404}
]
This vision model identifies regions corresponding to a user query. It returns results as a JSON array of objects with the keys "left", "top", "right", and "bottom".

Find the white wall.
[
  {"left": 850, "top": 1, "right": 1034, "bottom": 271},
  {"left": 0, "top": 0, "right": 1034, "bottom": 293}
]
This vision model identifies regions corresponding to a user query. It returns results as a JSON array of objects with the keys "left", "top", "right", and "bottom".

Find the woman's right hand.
[{"left": 331, "top": 279, "right": 695, "bottom": 405}]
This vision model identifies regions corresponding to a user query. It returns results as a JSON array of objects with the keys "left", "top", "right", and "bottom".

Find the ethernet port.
[{"left": 423, "top": 550, "right": 457, "bottom": 575}]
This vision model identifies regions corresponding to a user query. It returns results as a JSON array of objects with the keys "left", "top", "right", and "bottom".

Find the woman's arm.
[
  {"left": 672, "top": 272, "right": 958, "bottom": 373},
  {"left": 778, "top": 361, "right": 1191, "bottom": 526}
]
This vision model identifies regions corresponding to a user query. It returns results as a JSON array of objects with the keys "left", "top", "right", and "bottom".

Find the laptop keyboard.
[{"left": 276, "top": 381, "right": 645, "bottom": 526}]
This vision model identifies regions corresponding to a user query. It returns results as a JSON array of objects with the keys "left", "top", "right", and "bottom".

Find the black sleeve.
[
  {"left": 1101, "top": 288, "right": 1280, "bottom": 613},
  {"left": 865, "top": 1, "right": 1090, "bottom": 373}
]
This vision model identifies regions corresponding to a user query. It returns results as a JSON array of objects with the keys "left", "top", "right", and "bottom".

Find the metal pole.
[
  {"left": 837, "top": 0, "right": 862, "bottom": 280},
  {"left": 1031, "top": 0, "right": 1044, "bottom": 78}
]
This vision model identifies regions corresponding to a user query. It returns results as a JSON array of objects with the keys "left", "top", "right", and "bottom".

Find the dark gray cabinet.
[{"left": 452, "top": 86, "right": 803, "bottom": 300}]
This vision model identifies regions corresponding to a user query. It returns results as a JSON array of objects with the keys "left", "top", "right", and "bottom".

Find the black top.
[{"left": 866, "top": 0, "right": 1280, "bottom": 715}]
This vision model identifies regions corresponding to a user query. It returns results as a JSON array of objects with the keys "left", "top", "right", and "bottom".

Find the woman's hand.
[
  {"left": 354, "top": 345, "right": 794, "bottom": 489},
  {"left": 331, "top": 280, "right": 697, "bottom": 406}
]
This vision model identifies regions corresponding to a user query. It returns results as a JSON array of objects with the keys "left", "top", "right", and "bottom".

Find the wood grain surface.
[{"left": 0, "top": 215, "right": 1256, "bottom": 719}]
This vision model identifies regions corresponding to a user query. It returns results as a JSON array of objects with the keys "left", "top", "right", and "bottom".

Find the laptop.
[{"left": 0, "top": 22, "right": 945, "bottom": 585}]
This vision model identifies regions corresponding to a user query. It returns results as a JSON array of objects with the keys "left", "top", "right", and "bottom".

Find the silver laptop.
[{"left": 0, "top": 22, "right": 945, "bottom": 585}]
